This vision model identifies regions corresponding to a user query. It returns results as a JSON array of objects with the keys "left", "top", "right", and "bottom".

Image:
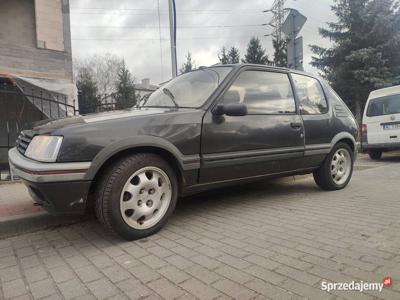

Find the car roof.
[
  {"left": 208, "top": 63, "right": 319, "bottom": 78},
  {"left": 369, "top": 85, "right": 400, "bottom": 99}
]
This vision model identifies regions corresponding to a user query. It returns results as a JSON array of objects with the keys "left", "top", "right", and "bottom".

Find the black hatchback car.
[{"left": 9, "top": 64, "right": 359, "bottom": 240}]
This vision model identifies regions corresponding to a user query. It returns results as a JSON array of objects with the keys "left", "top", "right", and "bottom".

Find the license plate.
[{"left": 383, "top": 124, "right": 400, "bottom": 130}]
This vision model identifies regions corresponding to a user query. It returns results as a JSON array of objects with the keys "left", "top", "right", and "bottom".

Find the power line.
[
  {"left": 70, "top": 10, "right": 265, "bottom": 16},
  {"left": 70, "top": 7, "right": 265, "bottom": 13},
  {"left": 72, "top": 35, "right": 264, "bottom": 42},
  {"left": 71, "top": 24, "right": 264, "bottom": 29}
]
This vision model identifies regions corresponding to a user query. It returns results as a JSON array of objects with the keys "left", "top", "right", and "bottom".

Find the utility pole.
[
  {"left": 263, "top": 0, "right": 306, "bottom": 71},
  {"left": 168, "top": 0, "right": 178, "bottom": 78},
  {"left": 263, "top": 0, "right": 287, "bottom": 44}
]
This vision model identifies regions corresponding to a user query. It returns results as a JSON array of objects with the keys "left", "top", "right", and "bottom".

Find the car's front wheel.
[
  {"left": 313, "top": 142, "right": 354, "bottom": 191},
  {"left": 95, "top": 153, "right": 178, "bottom": 240}
]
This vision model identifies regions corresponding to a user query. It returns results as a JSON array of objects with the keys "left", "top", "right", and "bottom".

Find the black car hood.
[
  {"left": 82, "top": 108, "right": 169, "bottom": 124},
  {"left": 33, "top": 108, "right": 181, "bottom": 131}
]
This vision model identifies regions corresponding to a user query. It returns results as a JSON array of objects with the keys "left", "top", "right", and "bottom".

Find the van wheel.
[
  {"left": 95, "top": 153, "right": 178, "bottom": 240},
  {"left": 313, "top": 142, "right": 354, "bottom": 191},
  {"left": 369, "top": 150, "right": 382, "bottom": 160}
]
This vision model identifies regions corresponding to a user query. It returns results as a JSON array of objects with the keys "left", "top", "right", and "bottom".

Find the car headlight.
[{"left": 25, "top": 136, "right": 63, "bottom": 162}]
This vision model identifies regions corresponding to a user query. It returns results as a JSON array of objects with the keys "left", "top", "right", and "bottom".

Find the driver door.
[{"left": 200, "top": 69, "right": 305, "bottom": 183}]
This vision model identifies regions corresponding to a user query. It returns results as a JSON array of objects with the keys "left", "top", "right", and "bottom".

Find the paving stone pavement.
[{"left": 0, "top": 154, "right": 400, "bottom": 299}]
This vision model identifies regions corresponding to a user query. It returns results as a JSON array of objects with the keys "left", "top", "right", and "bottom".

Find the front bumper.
[{"left": 8, "top": 148, "right": 92, "bottom": 215}]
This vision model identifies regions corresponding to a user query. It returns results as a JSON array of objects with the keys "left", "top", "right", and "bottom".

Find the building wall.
[
  {"left": 0, "top": 0, "right": 36, "bottom": 48},
  {"left": 0, "top": 0, "right": 73, "bottom": 81},
  {"left": 35, "top": 0, "right": 65, "bottom": 51}
]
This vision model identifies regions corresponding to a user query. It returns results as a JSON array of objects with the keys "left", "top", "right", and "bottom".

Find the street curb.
[{"left": 0, "top": 212, "right": 92, "bottom": 239}]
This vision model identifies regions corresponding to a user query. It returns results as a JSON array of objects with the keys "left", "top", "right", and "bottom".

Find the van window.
[
  {"left": 292, "top": 74, "right": 328, "bottom": 115},
  {"left": 367, "top": 95, "right": 400, "bottom": 117},
  {"left": 223, "top": 71, "right": 296, "bottom": 114}
]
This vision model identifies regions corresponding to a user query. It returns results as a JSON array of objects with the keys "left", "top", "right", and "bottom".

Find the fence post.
[
  {"left": 73, "top": 98, "right": 76, "bottom": 115},
  {"left": 64, "top": 95, "right": 67, "bottom": 117},
  {"left": 9, "top": 162, "right": 14, "bottom": 182},
  {"left": 50, "top": 93, "right": 53, "bottom": 118},
  {"left": 78, "top": 90, "right": 84, "bottom": 114},
  {"left": 56, "top": 95, "right": 60, "bottom": 117}
]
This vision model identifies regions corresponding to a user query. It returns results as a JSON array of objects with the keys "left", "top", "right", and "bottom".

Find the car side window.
[
  {"left": 222, "top": 70, "right": 296, "bottom": 114},
  {"left": 291, "top": 74, "right": 328, "bottom": 115}
]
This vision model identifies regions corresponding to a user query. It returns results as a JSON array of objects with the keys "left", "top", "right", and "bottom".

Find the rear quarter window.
[{"left": 291, "top": 74, "right": 328, "bottom": 115}]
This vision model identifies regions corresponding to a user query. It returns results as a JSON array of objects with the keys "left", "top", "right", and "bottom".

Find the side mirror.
[{"left": 213, "top": 103, "right": 248, "bottom": 117}]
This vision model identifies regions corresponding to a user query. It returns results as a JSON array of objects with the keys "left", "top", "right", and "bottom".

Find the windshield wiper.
[
  {"left": 137, "top": 93, "right": 150, "bottom": 108},
  {"left": 162, "top": 88, "right": 179, "bottom": 108}
]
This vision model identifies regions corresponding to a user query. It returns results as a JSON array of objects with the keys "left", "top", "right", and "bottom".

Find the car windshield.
[
  {"left": 367, "top": 94, "right": 400, "bottom": 117},
  {"left": 141, "top": 67, "right": 232, "bottom": 108}
]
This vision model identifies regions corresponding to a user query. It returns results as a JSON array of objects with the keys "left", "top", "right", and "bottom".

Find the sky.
[{"left": 70, "top": 0, "right": 336, "bottom": 84}]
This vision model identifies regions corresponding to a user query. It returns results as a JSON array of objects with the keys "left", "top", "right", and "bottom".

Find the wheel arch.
[
  {"left": 330, "top": 132, "right": 357, "bottom": 153},
  {"left": 85, "top": 137, "right": 200, "bottom": 202}
]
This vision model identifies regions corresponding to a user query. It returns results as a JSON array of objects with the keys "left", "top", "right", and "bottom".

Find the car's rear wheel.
[
  {"left": 313, "top": 142, "right": 354, "bottom": 191},
  {"left": 95, "top": 153, "right": 178, "bottom": 240},
  {"left": 369, "top": 150, "right": 382, "bottom": 160}
]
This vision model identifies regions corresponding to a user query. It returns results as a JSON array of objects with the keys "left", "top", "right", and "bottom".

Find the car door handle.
[{"left": 290, "top": 122, "right": 302, "bottom": 130}]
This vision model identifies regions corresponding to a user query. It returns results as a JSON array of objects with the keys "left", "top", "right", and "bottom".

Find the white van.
[{"left": 362, "top": 85, "right": 400, "bottom": 159}]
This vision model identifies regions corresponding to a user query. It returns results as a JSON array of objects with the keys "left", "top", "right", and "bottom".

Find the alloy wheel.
[
  {"left": 330, "top": 148, "right": 352, "bottom": 186},
  {"left": 120, "top": 167, "right": 172, "bottom": 230}
]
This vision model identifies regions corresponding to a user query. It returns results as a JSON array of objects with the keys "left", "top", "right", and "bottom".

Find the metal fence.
[
  {"left": 1, "top": 85, "right": 154, "bottom": 180},
  {"left": 78, "top": 90, "right": 154, "bottom": 115},
  {"left": 0, "top": 82, "right": 77, "bottom": 181}
]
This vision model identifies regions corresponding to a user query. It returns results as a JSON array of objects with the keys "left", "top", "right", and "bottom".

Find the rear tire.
[
  {"left": 95, "top": 153, "right": 178, "bottom": 240},
  {"left": 369, "top": 150, "right": 382, "bottom": 160},
  {"left": 313, "top": 142, "right": 354, "bottom": 191}
]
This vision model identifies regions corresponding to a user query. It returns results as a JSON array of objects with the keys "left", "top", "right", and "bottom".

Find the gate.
[{"left": 0, "top": 79, "right": 77, "bottom": 180}]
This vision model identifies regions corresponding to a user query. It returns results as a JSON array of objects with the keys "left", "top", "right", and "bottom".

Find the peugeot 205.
[{"left": 9, "top": 64, "right": 359, "bottom": 240}]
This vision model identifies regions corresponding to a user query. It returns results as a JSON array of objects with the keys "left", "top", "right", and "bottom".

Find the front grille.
[{"left": 16, "top": 130, "right": 35, "bottom": 155}]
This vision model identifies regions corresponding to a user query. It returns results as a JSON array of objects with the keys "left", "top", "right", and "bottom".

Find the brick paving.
[{"left": 0, "top": 154, "right": 400, "bottom": 299}]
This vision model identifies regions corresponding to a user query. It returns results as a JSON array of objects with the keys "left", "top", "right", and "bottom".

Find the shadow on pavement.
[{"left": 176, "top": 176, "right": 319, "bottom": 213}]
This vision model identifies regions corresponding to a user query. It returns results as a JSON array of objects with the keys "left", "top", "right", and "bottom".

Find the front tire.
[
  {"left": 95, "top": 153, "right": 178, "bottom": 240},
  {"left": 313, "top": 142, "right": 354, "bottom": 191},
  {"left": 369, "top": 150, "right": 382, "bottom": 160}
]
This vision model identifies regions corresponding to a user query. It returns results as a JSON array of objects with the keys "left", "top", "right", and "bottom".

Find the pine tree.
[
  {"left": 219, "top": 47, "right": 229, "bottom": 64},
  {"left": 219, "top": 47, "right": 240, "bottom": 64},
  {"left": 114, "top": 61, "right": 137, "bottom": 110},
  {"left": 242, "top": 37, "right": 271, "bottom": 65},
  {"left": 273, "top": 37, "right": 288, "bottom": 67},
  {"left": 310, "top": 0, "right": 400, "bottom": 121},
  {"left": 180, "top": 52, "right": 195, "bottom": 74},
  {"left": 228, "top": 47, "right": 240, "bottom": 64},
  {"left": 76, "top": 67, "right": 100, "bottom": 114}
]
